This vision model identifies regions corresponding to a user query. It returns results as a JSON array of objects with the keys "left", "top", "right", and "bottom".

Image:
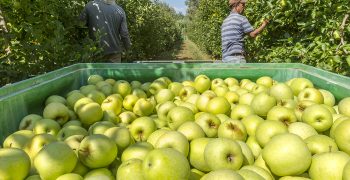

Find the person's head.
[{"left": 229, "top": 0, "right": 247, "bottom": 14}]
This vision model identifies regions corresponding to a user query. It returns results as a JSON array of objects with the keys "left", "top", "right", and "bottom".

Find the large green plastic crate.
[{"left": 0, "top": 63, "right": 349, "bottom": 143}]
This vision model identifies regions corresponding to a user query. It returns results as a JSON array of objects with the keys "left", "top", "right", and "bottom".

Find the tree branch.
[{"left": 337, "top": 14, "right": 349, "bottom": 54}]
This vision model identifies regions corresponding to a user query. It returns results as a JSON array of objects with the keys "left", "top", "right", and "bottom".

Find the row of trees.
[
  {"left": 186, "top": 0, "right": 350, "bottom": 76},
  {"left": 0, "top": 0, "right": 182, "bottom": 86}
]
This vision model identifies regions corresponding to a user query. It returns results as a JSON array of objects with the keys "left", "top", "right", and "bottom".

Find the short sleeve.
[{"left": 242, "top": 17, "right": 254, "bottom": 33}]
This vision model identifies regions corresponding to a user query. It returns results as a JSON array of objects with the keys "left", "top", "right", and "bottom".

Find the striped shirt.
[
  {"left": 80, "top": 0, "right": 131, "bottom": 55},
  {"left": 221, "top": 12, "right": 254, "bottom": 59}
]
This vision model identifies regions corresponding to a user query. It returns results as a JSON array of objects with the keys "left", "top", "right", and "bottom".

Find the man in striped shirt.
[
  {"left": 81, "top": 0, "right": 131, "bottom": 63},
  {"left": 221, "top": 0, "right": 268, "bottom": 63}
]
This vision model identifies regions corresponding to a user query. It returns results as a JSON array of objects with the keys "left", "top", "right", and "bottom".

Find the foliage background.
[
  {"left": 186, "top": 0, "right": 350, "bottom": 76},
  {"left": 0, "top": 0, "right": 182, "bottom": 86}
]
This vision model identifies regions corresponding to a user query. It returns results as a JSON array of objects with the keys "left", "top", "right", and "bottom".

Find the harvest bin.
[{"left": 0, "top": 63, "right": 350, "bottom": 143}]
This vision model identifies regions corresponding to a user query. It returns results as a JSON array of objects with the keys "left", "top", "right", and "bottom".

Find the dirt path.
[{"left": 154, "top": 37, "right": 212, "bottom": 61}]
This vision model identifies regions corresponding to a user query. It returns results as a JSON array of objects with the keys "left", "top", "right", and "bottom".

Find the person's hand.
[{"left": 262, "top": 19, "right": 269, "bottom": 26}]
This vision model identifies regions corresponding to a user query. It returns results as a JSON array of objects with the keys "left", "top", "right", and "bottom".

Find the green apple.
[
  {"left": 101, "top": 94, "right": 123, "bottom": 116},
  {"left": 67, "top": 109, "right": 78, "bottom": 120},
  {"left": 243, "top": 82, "right": 257, "bottom": 92},
  {"left": 77, "top": 102, "right": 103, "bottom": 127},
  {"left": 43, "top": 102, "right": 70, "bottom": 125},
  {"left": 304, "top": 134, "right": 338, "bottom": 155},
  {"left": 129, "top": 117, "right": 156, "bottom": 141},
  {"left": 66, "top": 92, "right": 85, "bottom": 109},
  {"left": 213, "top": 85, "right": 229, "bottom": 97},
  {"left": 211, "top": 78, "right": 226, "bottom": 90},
  {"left": 177, "top": 121, "right": 205, "bottom": 141},
  {"left": 189, "top": 168, "right": 205, "bottom": 180},
  {"left": 266, "top": 106, "right": 297, "bottom": 126},
  {"left": 102, "top": 110, "right": 120, "bottom": 124},
  {"left": 122, "top": 95, "right": 139, "bottom": 111},
  {"left": 218, "top": 119, "right": 247, "bottom": 141},
  {"left": 241, "top": 165, "right": 274, "bottom": 180},
  {"left": 201, "top": 169, "right": 244, "bottom": 180},
  {"left": 132, "top": 88, "right": 147, "bottom": 99},
  {"left": 262, "top": 133, "right": 312, "bottom": 176},
  {"left": 216, "top": 113, "right": 231, "bottom": 123},
  {"left": 78, "top": 134, "right": 118, "bottom": 169},
  {"left": 309, "top": 151, "right": 350, "bottom": 180},
  {"left": 153, "top": 117, "right": 168, "bottom": 129},
  {"left": 97, "top": 82, "right": 113, "bottom": 96},
  {"left": 204, "top": 138, "right": 243, "bottom": 171},
  {"left": 251, "top": 92, "right": 277, "bottom": 118},
  {"left": 19, "top": 114, "right": 43, "bottom": 130},
  {"left": 319, "top": 89, "right": 336, "bottom": 107},
  {"left": 119, "top": 111, "right": 137, "bottom": 125},
  {"left": 228, "top": 84, "right": 240, "bottom": 92},
  {"left": 251, "top": 84, "right": 269, "bottom": 95},
  {"left": 33, "top": 119, "right": 61, "bottom": 136},
  {"left": 142, "top": 148, "right": 190, "bottom": 179},
  {"left": 88, "top": 121, "right": 115, "bottom": 135},
  {"left": 321, "top": 104, "right": 336, "bottom": 114},
  {"left": 155, "top": 131, "right": 189, "bottom": 156},
  {"left": 194, "top": 74, "right": 211, "bottom": 93},
  {"left": 241, "top": 115, "right": 264, "bottom": 136},
  {"left": 236, "top": 88, "right": 249, "bottom": 96},
  {"left": 64, "top": 135, "right": 85, "bottom": 155},
  {"left": 189, "top": 138, "right": 211, "bottom": 172},
  {"left": 256, "top": 76, "right": 273, "bottom": 88},
  {"left": 167, "top": 106, "right": 195, "bottom": 130},
  {"left": 57, "top": 173, "right": 83, "bottom": 180},
  {"left": 224, "top": 91, "right": 240, "bottom": 105},
  {"left": 0, "top": 148, "right": 31, "bottom": 180},
  {"left": 238, "top": 168, "right": 265, "bottom": 180},
  {"left": 63, "top": 120, "right": 82, "bottom": 128},
  {"left": 196, "top": 91, "right": 216, "bottom": 112},
  {"left": 168, "top": 82, "right": 184, "bottom": 96},
  {"left": 80, "top": 85, "right": 98, "bottom": 96},
  {"left": 297, "top": 88, "right": 324, "bottom": 104},
  {"left": 149, "top": 79, "right": 168, "bottom": 95},
  {"left": 105, "top": 78, "right": 116, "bottom": 86},
  {"left": 133, "top": 98, "right": 155, "bottom": 117},
  {"left": 25, "top": 175, "right": 41, "bottom": 180},
  {"left": 34, "top": 142, "right": 77, "bottom": 180},
  {"left": 141, "top": 82, "right": 152, "bottom": 96},
  {"left": 121, "top": 142, "right": 153, "bottom": 162},
  {"left": 3, "top": 130, "right": 34, "bottom": 149},
  {"left": 255, "top": 120, "right": 288, "bottom": 147},
  {"left": 195, "top": 112, "right": 221, "bottom": 137},
  {"left": 246, "top": 136, "right": 262, "bottom": 159},
  {"left": 25, "top": 133, "right": 57, "bottom": 159},
  {"left": 84, "top": 168, "right": 114, "bottom": 180},
  {"left": 206, "top": 96, "right": 231, "bottom": 115},
  {"left": 179, "top": 101, "right": 199, "bottom": 114},
  {"left": 74, "top": 97, "right": 94, "bottom": 112},
  {"left": 279, "top": 176, "right": 311, "bottom": 180},
  {"left": 343, "top": 160, "right": 350, "bottom": 180},
  {"left": 287, "top": 122, "right": 318, "bottom": 140},
  {"left": 87, "top": 74, "right": 104, "bottom": 85},
  {"left": 334, "top": 120, "right": 350, "bottom": 154},
  {"left": 330, "top": 117, "right": 350, "bottom": 138},
  {"left": 157, "top": 101, "right": 177, "bottom": 121},
  {"left": 238, "top": 92, "right": 255, "bottom": 105},
  {"left": 230, "top": 104, "right": 254, "bottom": 120},
  {"left": 147, "top": 129, "right": 170, "bottom": 147},
  {"left": 104, "top": 127, "right": 134, "bottom": 153},
  {"left": 290, "top": 78, "right": 314, "bottom": 96},
  {"left": 185, "top": 94, "right": 200, "bottom": 105},
  {"left": 224, "top": 77, "right": 239, "bottom": 87},
  {"left": 339, "top": 97, "right": 350, "bottom": 116},
  {"left": 301, "top": 104, "right": 333, "bottom": 132},
  {"left": 179, "top": 86, "right": 198, "bottom": 101},
  {"left": 86, "top": 90, "right": 106, "bottom": 105},
  {"left": 45, "top": 95, "right": 67, "bottom": 106},
  {"left": 117, "top": 159, "right": 143, "bottom": 180},
  {"left": 113, "top": 80, "right": 132, "bottom": 98},
  {"left": 278, "top": 99, "right": 297, "bottom": 109},
  {"left": 155, "top": 89, "right": 175, "bottom": 104},
  {"left": 295, "top": 100, "right": 316, "bottom": 121},
  {"left": 57, "top": 125, "right": 88, "bottom": 141},
  {"left": 237, "top": 141, "right": 254, "bottom": 166},
  {"left": 130, "top": 80, "right": 142, "bottom": 89},
  {"left": 269, "top": 83, "right": 294, "bottom": 101}
]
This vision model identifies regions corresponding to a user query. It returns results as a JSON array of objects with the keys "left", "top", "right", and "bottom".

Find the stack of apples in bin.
[{"left": 1, "top": 74, "right": 350, "bottom": 180}]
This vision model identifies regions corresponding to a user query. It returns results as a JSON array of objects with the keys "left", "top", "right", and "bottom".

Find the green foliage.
[
  {"left": 0, "top": 0, "right": 182, "bottom": 86},
  {"left": 186, "top": 0, "right": 350, "bottom": 76}
]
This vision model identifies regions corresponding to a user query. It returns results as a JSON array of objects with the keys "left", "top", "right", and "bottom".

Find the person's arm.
[
  {"left": 120, "top": 14, "right": 131, "bottom": 50},
  {"left": 249, "top": 20, "right": 269, "bottom": 38}
]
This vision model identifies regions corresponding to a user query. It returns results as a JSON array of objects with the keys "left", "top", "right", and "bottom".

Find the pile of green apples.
[{"left": 1, "top": 74, "right": 350, "bottom": 180}]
